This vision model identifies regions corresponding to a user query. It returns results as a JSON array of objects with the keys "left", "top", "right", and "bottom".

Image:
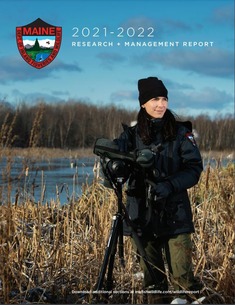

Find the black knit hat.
[{"left": 138, "top": 77, "right": 168, "bottom": 106}]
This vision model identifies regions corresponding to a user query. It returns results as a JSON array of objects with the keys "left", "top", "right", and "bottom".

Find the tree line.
[{"left": 0, "top": 100, "right": 233, "bottom": 151}]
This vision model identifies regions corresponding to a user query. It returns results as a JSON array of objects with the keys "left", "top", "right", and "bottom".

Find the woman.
[{"left": 116, "top": 77, "right": 203, "bottom": 303}]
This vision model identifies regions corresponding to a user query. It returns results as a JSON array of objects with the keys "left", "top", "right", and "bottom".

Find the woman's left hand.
[{"left": 154, "top": 181, "right": 173, "bottom": 199}]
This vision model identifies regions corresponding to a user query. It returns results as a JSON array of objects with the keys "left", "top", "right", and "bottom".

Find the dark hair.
[{"left": 137, "top": 108, "right": 178, "bottom": 145}]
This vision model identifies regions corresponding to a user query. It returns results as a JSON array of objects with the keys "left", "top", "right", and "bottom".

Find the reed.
[
  {"left": 0, "top": 162, "right": 234, "bottom": 304},
  {"left": 29, "top": 104, "right": 45, "bottom": 148},
  {"left": 0, "top": 112, "right": 18, "bottom": 148}
]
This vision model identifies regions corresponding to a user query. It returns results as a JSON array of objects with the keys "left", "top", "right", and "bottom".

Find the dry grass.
[
  {"left": 0, "top": 147, "right": 94, "bottom": 160},
  {"left": 0, "top": 147, "right": 233, "bottom": 161},
  {"left": 0, "top": 160, "right": 234, "bottom": 304}
]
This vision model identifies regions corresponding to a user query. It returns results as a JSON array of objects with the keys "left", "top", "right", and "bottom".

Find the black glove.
[{"left": 153, "top": 181, "right": 174, "bottom": 199}]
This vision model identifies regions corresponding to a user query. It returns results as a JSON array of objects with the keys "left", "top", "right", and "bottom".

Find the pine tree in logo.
[{"left": 31, "top": 38, "right": 41, "bottom": 51}]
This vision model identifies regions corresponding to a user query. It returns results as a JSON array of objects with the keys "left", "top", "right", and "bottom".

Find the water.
[
  {"left": 203, "top": 157, "right": 234, "bottom": 168},
  {"left": 35, "top": 52, "right": 50, "bottom": 62},
  {"left": 0, "top": 155, "right": 233, "bottom": 205},
  {"left": 0, "top": 157, "right": 96, "bottom": 205}
]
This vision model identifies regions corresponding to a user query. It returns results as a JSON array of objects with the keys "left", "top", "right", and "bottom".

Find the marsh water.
[
  {"left": 0, "top": 155, "right": 233, "bottom": 205},
  {"left": 0, "top": 156, "right": 96, "bottom": 205}
]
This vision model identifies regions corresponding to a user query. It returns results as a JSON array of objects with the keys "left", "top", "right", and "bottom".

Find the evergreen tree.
[{"left": 31, "top": 38, "right": 41, "bottom": 51}]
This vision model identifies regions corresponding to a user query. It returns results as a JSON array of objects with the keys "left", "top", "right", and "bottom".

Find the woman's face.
[{"left": 142, "top": 97, "right": 168, "bottom": 118}]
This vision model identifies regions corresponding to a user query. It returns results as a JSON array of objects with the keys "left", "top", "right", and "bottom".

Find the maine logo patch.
[{"left": 16, "top": 18, "right": 62, "bottom": 69}]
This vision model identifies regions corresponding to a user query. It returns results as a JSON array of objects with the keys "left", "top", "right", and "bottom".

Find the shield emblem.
[{"left": 16, "top": 18, "right": 62, "bottom": 69}]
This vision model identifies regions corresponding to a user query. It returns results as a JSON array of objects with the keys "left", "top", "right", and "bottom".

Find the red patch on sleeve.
[{"left": 185, "top": 132, "right": 197, "bottom": 146}]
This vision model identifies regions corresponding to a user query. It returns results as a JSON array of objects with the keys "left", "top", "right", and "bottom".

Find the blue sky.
[{"left": 0, "top": 0, "right": 234, "bottom": 117}]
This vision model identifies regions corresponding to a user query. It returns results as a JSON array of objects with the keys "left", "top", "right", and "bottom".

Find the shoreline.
[
  {"left": 0, "top": 147, "right": 94, "bottom": 160},
  {"left": 0, "top": 147, "right": 234, "bottom": 161}
]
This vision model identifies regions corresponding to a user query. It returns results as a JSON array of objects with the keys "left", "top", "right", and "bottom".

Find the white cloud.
[
  {"left": 0, "top": 56, "right": 82, "bottom": 84},
  {"left": 131, "top": 48, "right": 234, "bottom": 78}
]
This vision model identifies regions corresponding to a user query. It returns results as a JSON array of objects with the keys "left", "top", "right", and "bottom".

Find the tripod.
[{"left": 94, "top": 174, "right": 160, "bottom": 294}]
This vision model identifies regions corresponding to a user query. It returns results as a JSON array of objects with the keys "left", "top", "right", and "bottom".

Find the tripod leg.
[
  {"left": 106, "top": 213, "right": 125, "bottom": 290},
  {"left": 118, "top": 221, "right": 125, "bottom": 267},
  {"left": 131, "top": 230, "right": 160, "bottom": 286},
  {"left": 121, "top": 198, "right": 161, "bottom": 287},
  {"left": 95, "top": 214, "right": 121, "bottom": 291}
]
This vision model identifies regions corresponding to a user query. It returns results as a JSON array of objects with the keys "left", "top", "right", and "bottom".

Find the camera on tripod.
[
  {"left": 93, "top": 138, "right": 165, "bottom": 294},
  {"left": 93, "top": 138, "right": 161, "bottom": 187}
]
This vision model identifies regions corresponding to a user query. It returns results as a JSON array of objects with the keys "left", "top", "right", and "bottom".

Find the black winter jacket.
[{"left": 120, "top": 120, "right": 203, "bottom": 237}]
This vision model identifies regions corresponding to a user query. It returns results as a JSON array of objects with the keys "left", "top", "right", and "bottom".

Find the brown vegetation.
[
  {"left": 0, "top": 162, "right": 234, "bottom": 304},
  {"left": 0, "top": 100, "right": 234, "bottom": 303}
]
